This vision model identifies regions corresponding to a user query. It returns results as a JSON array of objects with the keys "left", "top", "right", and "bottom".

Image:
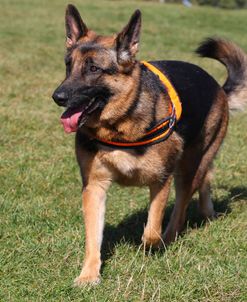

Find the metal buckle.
[{"left": 169, "top": 106, "right": 176, "bottom": 129}]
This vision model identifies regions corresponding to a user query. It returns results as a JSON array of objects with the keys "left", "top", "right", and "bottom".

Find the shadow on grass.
[{"left": 101, "top": 186, "right": 247, "bottom": 263}]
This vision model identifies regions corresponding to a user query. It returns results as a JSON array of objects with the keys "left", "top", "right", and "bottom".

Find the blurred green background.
[{"left": 0, "top": 0, "right": 246, "bottom": 301}]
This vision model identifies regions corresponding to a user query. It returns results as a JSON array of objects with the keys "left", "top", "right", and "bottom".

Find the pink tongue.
[{"left": 60, "top": 109, "right": 83, "bottom": 133}]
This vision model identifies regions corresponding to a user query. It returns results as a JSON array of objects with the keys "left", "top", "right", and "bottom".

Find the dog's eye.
[{"left": 90, "top": 65, "right": 100, "bottom": 73}]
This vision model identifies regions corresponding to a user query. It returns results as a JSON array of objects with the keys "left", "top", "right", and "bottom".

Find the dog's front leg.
[
  {"left": 142, "top": 176, "right": 172, "bottom": 248},
  {"left": 74, "top": 182, "right": 109, "bottom": 286}
]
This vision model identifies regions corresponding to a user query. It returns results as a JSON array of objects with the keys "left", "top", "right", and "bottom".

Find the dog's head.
[{"left": 52, "top": 4, "right": 142, "bottom": 132}]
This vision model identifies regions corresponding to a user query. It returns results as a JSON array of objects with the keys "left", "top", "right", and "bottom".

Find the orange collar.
[{"left": 96, "top": 61, "right": 182, "bottom": 149}]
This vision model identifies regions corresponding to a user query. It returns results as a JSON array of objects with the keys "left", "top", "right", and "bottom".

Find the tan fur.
[{"left": 229, "top": 87, "right": 247, "bottom": 112}]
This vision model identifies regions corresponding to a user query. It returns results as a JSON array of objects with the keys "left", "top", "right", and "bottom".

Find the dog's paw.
[
  {"left": 141, "top": 232, "right": 162, "bottom": 249},
  {"left": 162, "top": 228, "right": 179, "bottom": 246},
  {"left": 199, "top": 208, "right": 216, "bottom": 220},
  {"left": 73, "top": 274, "right": 101, "bottom": 287}
]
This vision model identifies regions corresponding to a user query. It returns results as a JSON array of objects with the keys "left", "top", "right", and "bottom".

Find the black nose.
[{"left": 52, "top": 89, "right": 68, "bottom": 106}]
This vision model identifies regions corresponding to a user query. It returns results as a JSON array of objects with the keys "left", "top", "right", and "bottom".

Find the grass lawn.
[{"left": 0, "top": 0, "right": 247, "bottom": 301}]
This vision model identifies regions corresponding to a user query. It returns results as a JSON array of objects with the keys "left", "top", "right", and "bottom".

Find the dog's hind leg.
[
  {"left": 164, "top": 163, "right": 215, "bottom": 244},
  {"left": 198, "top": 166, "right": 215, "bottom": 219},
  {"left": 163, "top": 154, "right": 213, "bottom": 245},
  {"left": 163, "top": 91, "right": 228, "bottom": 245},
  {"left": 142, "top": 176, "right": 172, "bottom": 248}
]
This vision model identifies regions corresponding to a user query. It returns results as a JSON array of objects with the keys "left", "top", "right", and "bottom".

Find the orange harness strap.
[
  {"left": 96, "top": 61, "right": 182, "bottom": 148},
  {"left": 141, "top": 61, "right": 182, "bottom": 121}
]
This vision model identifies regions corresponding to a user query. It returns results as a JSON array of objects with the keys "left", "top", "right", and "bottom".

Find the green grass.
[{"left": 0, "top": 0, "right": 247, "bottom": 301}]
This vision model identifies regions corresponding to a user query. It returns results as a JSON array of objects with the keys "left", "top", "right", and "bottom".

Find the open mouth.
[{"left": 61, "top": 98, "right": 98, "bottom": 133}]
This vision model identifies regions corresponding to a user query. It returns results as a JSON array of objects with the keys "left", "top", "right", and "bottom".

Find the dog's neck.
[{"left": 81, "top": 61, "right": 171, "bottom": 142}]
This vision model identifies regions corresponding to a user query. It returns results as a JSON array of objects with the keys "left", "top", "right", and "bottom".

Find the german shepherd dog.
[{"left": 52, "top": 5, "right": 247, "bottom": 285}]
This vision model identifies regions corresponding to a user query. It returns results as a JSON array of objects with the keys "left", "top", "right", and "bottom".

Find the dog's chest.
[{"left": 100, "top": 149, "right": 165, "bottom": 185}]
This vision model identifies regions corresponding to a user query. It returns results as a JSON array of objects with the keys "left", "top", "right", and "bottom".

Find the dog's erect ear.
[
  {"left": 65, "top": 4, "right": 88, "bottom": 48},
  {"left": 116, "top": 10, "right": 142, "bottom": 65}
]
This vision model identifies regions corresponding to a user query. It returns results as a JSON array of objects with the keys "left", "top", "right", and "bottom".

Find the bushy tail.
[{"left": 196, "top": 37, "right": 247, "bottom": 111}]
